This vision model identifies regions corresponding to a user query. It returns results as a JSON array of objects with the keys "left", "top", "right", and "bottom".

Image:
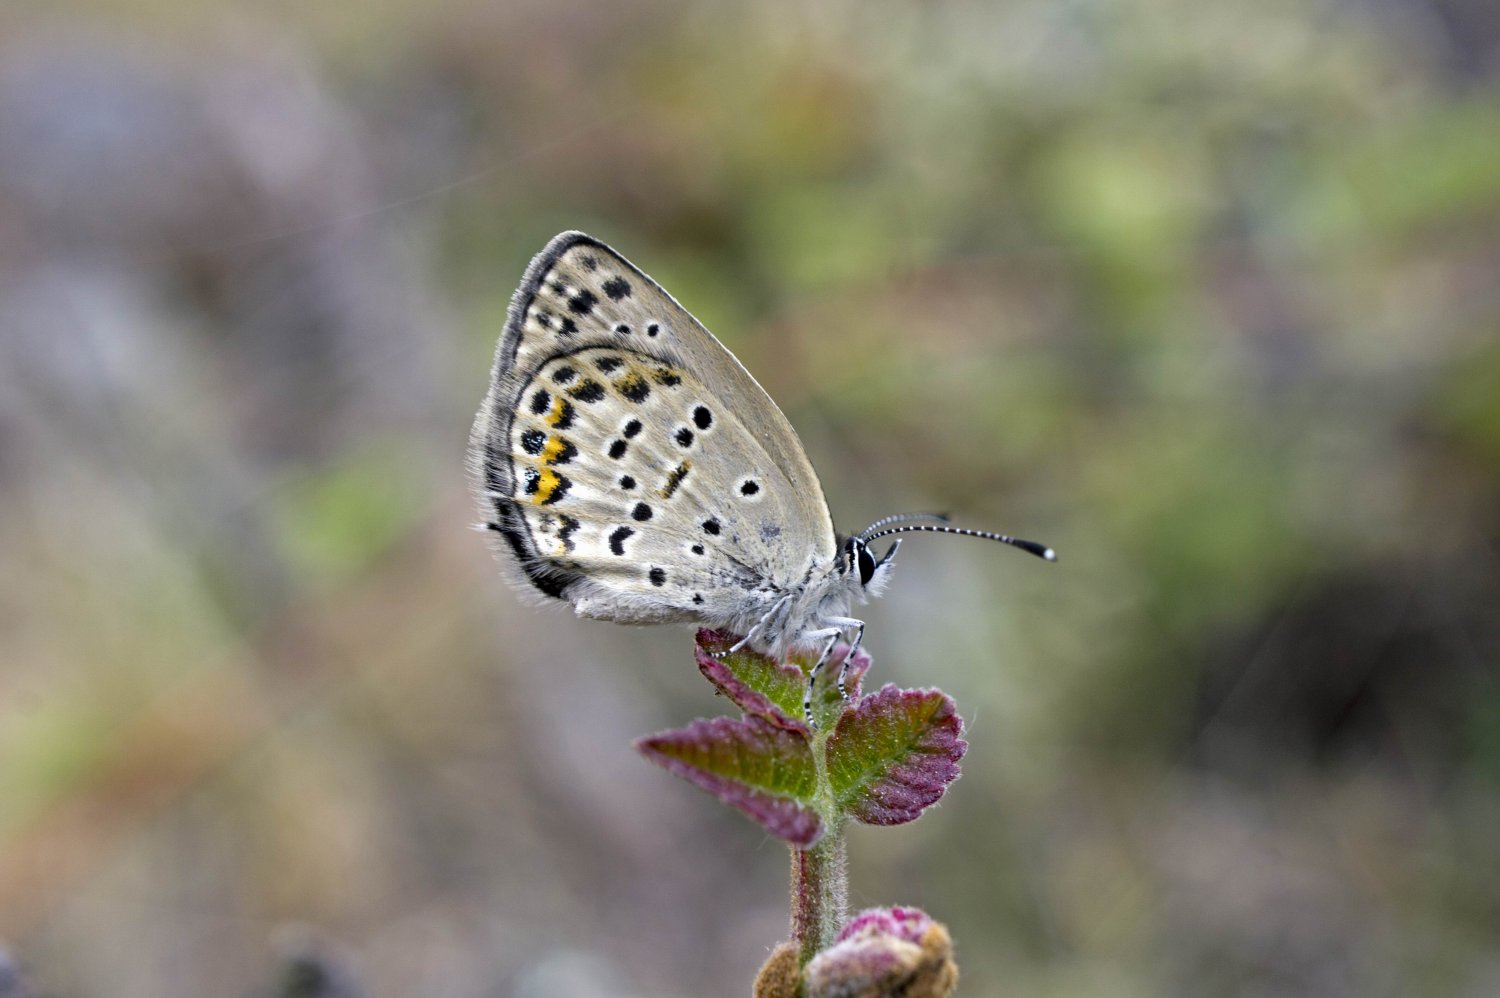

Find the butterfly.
[{"left": 469, "top": 232, "right": 1054, "bottom": 720}]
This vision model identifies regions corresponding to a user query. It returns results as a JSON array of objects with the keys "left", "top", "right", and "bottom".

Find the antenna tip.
[{"left": 1012, "top": 538, "right": 1056, "bottom": 562}]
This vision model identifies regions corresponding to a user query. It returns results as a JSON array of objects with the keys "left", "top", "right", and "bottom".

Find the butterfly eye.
[{"left": 853, "top": 541, "right": 876, "bottom": 587}]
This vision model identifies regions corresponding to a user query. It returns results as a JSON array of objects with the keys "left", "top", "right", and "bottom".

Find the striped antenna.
[
  {"left": 856, "top": 512, "right": 950, "bottom": 540},
  {"left": 859, "top": 523, "right": 1057, "bottom": 562}
]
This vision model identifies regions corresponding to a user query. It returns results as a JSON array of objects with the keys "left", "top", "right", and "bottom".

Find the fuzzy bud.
[
  {"left": 752, "top": 942, "right": 802, "bottom": 998},
  {"left": 802, "top": 906, "right": 958, "bottom": 998}
]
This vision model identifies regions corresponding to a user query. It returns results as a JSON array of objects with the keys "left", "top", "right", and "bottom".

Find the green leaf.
[
  {"left": 694, "top": 630, "right": 872, "bottom": 732},
  {"left": 826, "top": 685, "right": 967, "bottom": 826},
  {"left": 635, "top": 715, "right": 823, "bottom": 846},
  {"left": 794, "top": 644, "right": 872, "bottom": 734},
  {"left": 695, "top": 630, "right": 810, "bottom": 731}
]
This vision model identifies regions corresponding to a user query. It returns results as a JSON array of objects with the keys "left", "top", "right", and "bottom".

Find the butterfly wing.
[{"left": 469, "top": 231, "right": 837, "bottom": 625}]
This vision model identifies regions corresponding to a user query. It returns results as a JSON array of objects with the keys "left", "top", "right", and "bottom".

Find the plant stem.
[
  {"left": 792, "top": 717, "right": 848, "bottom": 966},
  {"left": 791, "top": 826, "right": 847, "bottom": 965}
]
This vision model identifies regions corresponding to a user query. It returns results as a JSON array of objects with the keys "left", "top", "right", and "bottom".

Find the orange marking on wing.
[{"left": 532, "top": 468, "right": 562, "bottom": 505}]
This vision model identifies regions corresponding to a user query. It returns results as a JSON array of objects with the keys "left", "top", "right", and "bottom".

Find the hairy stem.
[
  {"left": 791, "top": 826, "right": 847, "bottom": 965},
  {"left": 792, "top": 720, "right": 847, "bottom": 966}
]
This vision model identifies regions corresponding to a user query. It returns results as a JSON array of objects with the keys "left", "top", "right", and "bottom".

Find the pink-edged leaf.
[
  {"left": 695, "top": 630, "right": 875, "bottom": 734},
  {"left": 825, "top": 685, "right": 967, "bottom": 826},
  {"left": 635, "top": 714, "right": 823, "bottom": 846},
  {"left": 695, "top": 629, "right": 809, "bottom": 732}
]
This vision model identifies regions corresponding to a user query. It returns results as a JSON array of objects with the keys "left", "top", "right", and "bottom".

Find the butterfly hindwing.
[{"left": 470, "top": 232, "right": 839, "bottom": 624}]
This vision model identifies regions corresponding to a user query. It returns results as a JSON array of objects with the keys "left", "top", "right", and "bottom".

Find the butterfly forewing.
[{"left": 470, "top": 232, "right": 837, "bottom": 623}]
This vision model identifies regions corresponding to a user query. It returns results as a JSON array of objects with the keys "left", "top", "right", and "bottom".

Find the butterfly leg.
[
  {"left": 726, "top": 627, "right": 759, "bottom": 655},
  {"left": 814, "top": 615, "right": 865, "bottom": 700},
  {"left": 727, "top": 594, "right": 793, "bottom": 655},
  {"left": 800, "top": 627, "right": 844, "bottom": 726},
  {"left": 835, "top": 618, "right": 866, "bottom": 699}
]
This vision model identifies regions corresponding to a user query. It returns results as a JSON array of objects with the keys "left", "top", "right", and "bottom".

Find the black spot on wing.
[
  {"left": 568, "top": 380, "right": 606, "bottom": 403},
  {"left": 740, "top": 480, "right": 760, "bottom": 496},
  {"left": 661, "top": 462, "right": 690, "bottom": 498},
  {"left": 602, "top": 276, "right": 632, "bottom": 300},
  {"left": 702, "top": 518, "right": 721, "bottom": 535},
  {"left": 529, "top": 389, "right": 550, "bottom": 414},
  {"left": 618, "top": 474, "right": 636, "bottom": 490},
  {"left": 623, "top": 419, "right": 643, "bottom": 438},
  {"left": 540, "top": 474, "right": 571, "bottom": 505},
  {"left": 648, "top": 567, "right": 667, "bottom": 587},
  {"left": 618, "top": 374, "right": 651, "bottom": 403},
  {"left": 609, "top": 526, "right": 634, "bottom": 555},
  {"left": 596, "top": 356, "right": 625, "bottom": 373},
  {"left": 568, "top": 290, "right": 598, "bottom": 316},
  {"left": 693, "top": 406, "right": 713, "bottom": 430},
  {"left": 559, "top": 317, "right": 578, "bottom": 335},
  {"left": 553, "top": 365, "right": 577, "bottom": 384},
  {"left": 558, "top": 515, "right": 580, "bottom": 552},
  {"left": 608, "top": 439, "right": 628, "bottom": 459},
  {"left": 674, "top": 428, "right": 694, "bottom": 448},
  {"left": 632, "top": 502, "right": 653, "bottom": 522},
  {"left": 520, "top": 429, "right": 545, "bottom": 455}
]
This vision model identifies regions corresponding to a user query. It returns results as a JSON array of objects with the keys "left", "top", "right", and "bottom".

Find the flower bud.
[
  {"left": 753, "top": 942, "right": 802, "bottom": 998},
  {"left": 803, "top": 906, "right": 958, "bottom": 998}
]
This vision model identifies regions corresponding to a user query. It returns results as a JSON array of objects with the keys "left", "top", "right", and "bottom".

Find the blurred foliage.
[{"left": 1, "top": 0, "right": 1499, "bottom": 995}]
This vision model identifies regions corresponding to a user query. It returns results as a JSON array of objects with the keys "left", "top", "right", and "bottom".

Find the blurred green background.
[{"left": 2, "top": 0, "right": 1499, "bottom": 995}]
